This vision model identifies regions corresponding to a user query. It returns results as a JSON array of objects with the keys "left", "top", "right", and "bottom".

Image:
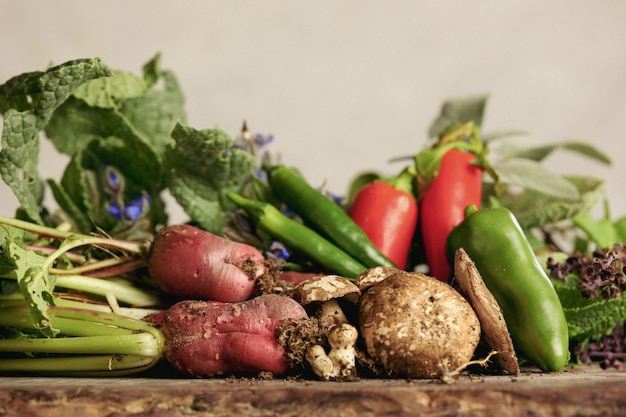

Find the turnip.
[
  {"left": 148, "top": 224, "right": 269, "bottom": 303},
  {"left": 162, "top": 294, "right": 308, "bottom": 377}
]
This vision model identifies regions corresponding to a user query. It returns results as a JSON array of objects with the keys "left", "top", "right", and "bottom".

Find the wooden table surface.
[{"left": 1, "top": 364, "right": 625, "bottom": 417}]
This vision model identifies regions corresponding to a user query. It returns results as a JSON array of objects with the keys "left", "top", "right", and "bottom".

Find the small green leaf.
[
  {"left": 613, "top": 217, "right": 626, "bottom": 244},
  {"left": 165, "top": 122, "right": 257, "bottom": 234},
  {"left": 34, "top": 58, "right": 112, "bottom": 129},
  {"left": 18, "top": 265, "right": 58, "bottom": 337},
  {"left": 120, "top": 70, "right": 186, "bottom": 156},
  {"left": 0, "top": 110, "right": 44, "bottom": 222},
  {"left": 498, "top": 141, "right": 611, "bottom": 165},
  {"left": 494, "top": 158, "right": 580, "bottom": 200},
  {"left": 428, "top": 95, "right": 488, "bottom": 138},
  {"left": 46, "top": 179, "right": 94, "bottom": 234},
  {"left": 572, "top": 214, "right": 619, "bottom": 250},
  {"left": 0, "top": 71, "right": 44, "bottom": 113},
  {"left": 72, "top": 70, "right": 148, "bottom": 109},
  {"left": 0, "top": 58, "right": 112, "bottom": 224},
  {"left": 484, "top": 176, "right": 603, "bottom": 228},
  {"left": 345, "top": 171, "right": 382, "bottom": 205},
  {"left": 0, "top": 225, "right": 57, "bottom": 336}
]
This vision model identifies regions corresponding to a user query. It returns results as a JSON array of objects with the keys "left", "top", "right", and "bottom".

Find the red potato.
[
  {"left": 162, "top": 294, "right": 308, "bottom": 376},
  {"left": 148, "top": 224, "right": 267, "bottom": 302}
]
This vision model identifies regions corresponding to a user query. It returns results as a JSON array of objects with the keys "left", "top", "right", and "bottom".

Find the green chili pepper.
[
  {"left": 447, "top": 204, "right": 569, "bottom": 372},
  {"left": 227, "top": 192, "right": 367, "bottom": 279},
  {"left": 267, "top": 165, "right": 396, "bottom": 269}
]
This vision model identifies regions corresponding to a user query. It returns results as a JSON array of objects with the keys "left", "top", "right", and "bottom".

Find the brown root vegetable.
[
  {"left": 148, "top": 224, "right": 267, "bottom": 302},
  {"left": 358, "top": 271, "right": 481, "bottom": 379},
  {"left": 454, "top": 248, "right": 520, "bottom": 375},
  {"left": 162, "top": 294, "right": 308, "bottom": 377}
]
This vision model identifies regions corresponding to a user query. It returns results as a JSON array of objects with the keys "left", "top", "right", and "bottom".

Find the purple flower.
[
  {"left": 108, "top": 194, "right": 152, "bottom": 222},
  {"left": 268, "top": 241, "right": 290, "bottom": 260},
  {"left": 103, "top": 165, "right": 124, "bottom": 197}
]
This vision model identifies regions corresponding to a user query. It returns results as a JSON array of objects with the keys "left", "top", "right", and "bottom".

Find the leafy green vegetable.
[
  {"left": 493, "top": 158, "right": 581, "bottom": 200},
  {"left": 483, "top": 176, "right": 603, "bottom": 229},
  {"left": 496, "top": 140, "right": 612, "bottom": 165},
  {"left": 0, "top": 225, "right": 55, "bottom": 336},
  {"left": 0, "top": 54, "right": 185, "bottom": 238},
  {"left": 164, "top": 122, "right": 258, "bottom": 234},
  {"left": 428, "top": 95, "right": 488, "bottom": 138},
  {"left": 552, "top": 276, "right": 626, "bottom": 342},
  {"left": 0, "top": 59, "right": 112, "bottom": 224}
]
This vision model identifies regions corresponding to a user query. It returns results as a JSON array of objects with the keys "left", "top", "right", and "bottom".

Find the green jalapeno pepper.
[
  {"left": 227, "top": 192, "right": 368, "bottom": 279},
  {"left": 267, "top": 165, "right": 396, "bottom": 269},
  {"left": 447, "top": 204, "right": 569, "bottom": 372}
]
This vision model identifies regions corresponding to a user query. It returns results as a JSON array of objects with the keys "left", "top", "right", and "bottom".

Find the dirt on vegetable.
[{"left": 358, "top": 271, "right": 481, "bottom": 379}]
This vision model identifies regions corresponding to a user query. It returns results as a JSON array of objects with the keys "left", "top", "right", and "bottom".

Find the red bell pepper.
[
  {"left": 348, "top": 166, "right": 418, "bottom": 269},
  {"left": 419, "top": 148, "right": 483, "bottom": 282}
]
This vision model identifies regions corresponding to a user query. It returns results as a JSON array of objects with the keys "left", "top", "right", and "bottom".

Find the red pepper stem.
[{"left": 387, "top": 165, "right": 416, "bottom": 197}]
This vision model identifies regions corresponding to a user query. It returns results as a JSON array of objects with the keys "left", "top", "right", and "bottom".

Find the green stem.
[
  {"left": 0, "top": 295, "right": 162, "bottom": 320},
  {"left": 49, "top": 257, "right": 138, "bottom": 276},
  {"left": 0, "top": 333, "right": 161, "bottom": 357},
  {"left": 0, "top": 355, "right": 159, "bottom": 376},
  {"left": 54, "top": 275, "right": 163, "bottom": 307},
  {"left": 0, "top": 215, "right": 147, "bottom": 255},
  {"left": 1, "top": 304, "right": 162, "bottom": 339},
  {"left": 0, "top": 307, "right": 135, "bottom": 337}
]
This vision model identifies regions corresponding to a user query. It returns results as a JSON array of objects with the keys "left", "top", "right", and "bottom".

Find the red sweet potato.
[
  {"left": 148, "top": 224, "right": 267, "bottom": 303},
  {"left": 162, "top": 294, "right": 307, "bottom": 376}
]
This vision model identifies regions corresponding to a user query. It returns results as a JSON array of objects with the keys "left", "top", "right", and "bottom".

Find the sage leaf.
[
  {"left": 428, "top": 95, "right": 488, "bottom": 138},
  {"left": 494, "top": 157, "right": 580, "bottom": 200}
]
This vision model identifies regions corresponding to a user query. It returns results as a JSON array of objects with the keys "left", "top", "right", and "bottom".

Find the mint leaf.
[{"left": 165, "top": 122, "right": 257, "bottom": 234}]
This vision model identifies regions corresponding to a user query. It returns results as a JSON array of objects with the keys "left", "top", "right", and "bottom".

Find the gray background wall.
[{"left": 1, "top": 1, "right": 625, "bottom": 223}]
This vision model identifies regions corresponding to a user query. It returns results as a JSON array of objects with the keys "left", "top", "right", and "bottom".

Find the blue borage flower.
[
  {"left": 102, "top": 164, "right": 152, "bottom": 223},
  {"left": 108, "top": 194, "right": 152, "bottom": 222},
  {"left": 103, "top": 165, "right": 123, "bottom": 197},
  {"left": 267, "top": 241, "right": 290, "bottom": 261}
]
